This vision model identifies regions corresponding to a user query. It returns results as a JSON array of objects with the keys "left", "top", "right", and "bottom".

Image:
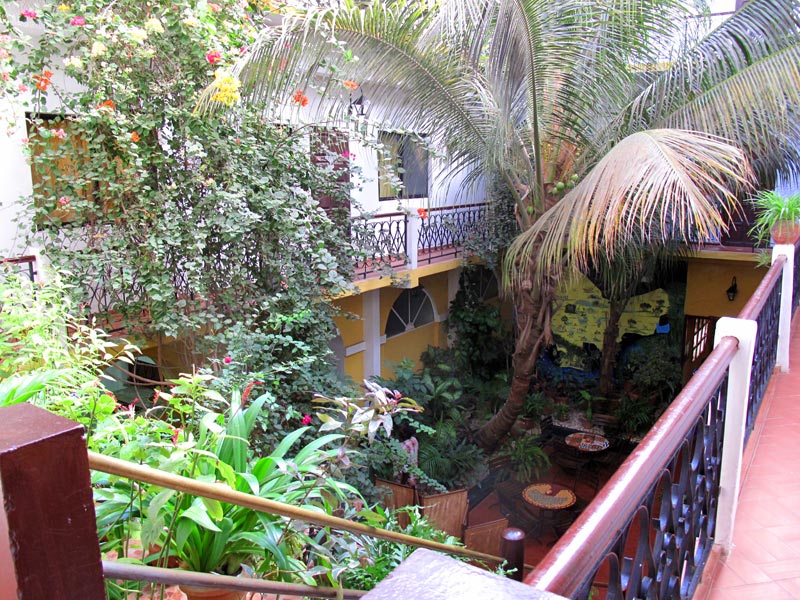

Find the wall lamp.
[
  {"left": 348, "top": 93, "right": 370, "bottom": 118},
  {"left": 726, "top": 276, "right": 738, "bottom": 302}
]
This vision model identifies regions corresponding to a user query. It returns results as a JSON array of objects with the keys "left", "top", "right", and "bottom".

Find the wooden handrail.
[
  {"left": 88, "top": 452, "right": 503, "bottom": 564},
  {"left": 102, "top": 561, "right": 366, "bottom": 598},
  {"left": 739, "top": 255, "right": 786, "bottom": 320},
  {"left": 525, "top": 336, "right": 739, "bottom": 595},
  {"left": 1, "top": 255, "right": 37, "bottom": 265}
]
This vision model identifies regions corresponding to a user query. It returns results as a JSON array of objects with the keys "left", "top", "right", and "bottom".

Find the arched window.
[{"left": 385, "top": 286, "right": 435, "bottom": 338}]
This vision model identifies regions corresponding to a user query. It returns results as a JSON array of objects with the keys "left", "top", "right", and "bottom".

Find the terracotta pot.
[
  {"left": 770, "top": 221, "right": 800, "bottom": 244},
  {"left": 178, "top": 584, "right": 246, "bottom": 600}
]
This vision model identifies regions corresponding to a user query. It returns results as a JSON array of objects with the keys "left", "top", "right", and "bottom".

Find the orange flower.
[
  {"left": 417, "top": 208, "right": 428, "bottom": 220},
  {"left": 33, "top": 70, "right": 53, "bottom": 92},
  {"left": 291, "top": 89, "right": 309, "bottom": 107},
  {"left": 97, "top": 99, "right": 115, "bottom": 111},
  {"left": 130, "top": 131, "right": 140, "bottom": 142},
  {"left": 342, "top": 79, "right": 359, "bottom": 91}
]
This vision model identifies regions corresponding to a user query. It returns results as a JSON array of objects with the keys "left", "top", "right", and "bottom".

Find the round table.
[
  {"left": 523, "top": 483, "right": 576, "bottom": 510},
  {"left": 565, "top": 432, "right": 609, "bottom": 452}
]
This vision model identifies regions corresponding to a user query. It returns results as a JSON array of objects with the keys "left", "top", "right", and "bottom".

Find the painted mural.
[{"left": 552, "top": 275, "right": 670, "bottom": 370}]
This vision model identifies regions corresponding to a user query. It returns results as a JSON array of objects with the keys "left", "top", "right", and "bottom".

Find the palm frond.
[
  {"left": 504, "top": 129, "right": 754, "bottom": 290},
  {"left": 621, "top": 0, "right": 800, "bottom": 179}
]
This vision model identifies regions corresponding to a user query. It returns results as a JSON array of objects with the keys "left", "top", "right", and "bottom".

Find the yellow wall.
[
  {"left": 381, "top": 321, "right": 442, "bottom": 378},
  {"left": 332, "top": 295, "right": 364, "bottom": 347},
  {"left": 420, "top": 273, "right": 450, "bottom": 317},
  {"left": 345, "top": 352, "right": 364, "bottom": 383},
  {"left": 684, "top": 259, "right": 767, "bottom": 317},
  {"left": 552, "top": 275, "right": 669, "bottom": 369}
]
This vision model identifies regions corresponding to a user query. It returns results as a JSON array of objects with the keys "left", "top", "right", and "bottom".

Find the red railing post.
[{"left": 0, "top": 404, "right": 105, "bottom": 599}]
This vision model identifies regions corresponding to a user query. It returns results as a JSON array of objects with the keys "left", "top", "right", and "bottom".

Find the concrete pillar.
[
  {"left": 772, "top": 244, "right": 794, "bottom": 372},
  {"left": 363, "top": 289, "right": 382, "bottom": 378},
  {"left": 713, "top": 317, "right": 757, "bottom": 552}
]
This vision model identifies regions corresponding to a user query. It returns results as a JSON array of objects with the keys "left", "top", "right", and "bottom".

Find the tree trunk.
[
  {"left": 599, "top": 298, "right": 625, "bottom": 396},
  {"left": 477, "top": 274, "right": 548, "bottom": 451}
]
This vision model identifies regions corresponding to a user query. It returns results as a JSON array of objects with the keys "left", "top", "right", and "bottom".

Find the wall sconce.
[
  {"left": 348, "top": 93, "right": 370, "bottom": 118},
  {"left": 726, "top": 277, "right": 738, "bottom": 301}
]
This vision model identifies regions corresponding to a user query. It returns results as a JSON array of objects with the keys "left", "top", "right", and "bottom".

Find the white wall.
[{"left": 0, "top": 98, "right": 34, "bottom": 257}]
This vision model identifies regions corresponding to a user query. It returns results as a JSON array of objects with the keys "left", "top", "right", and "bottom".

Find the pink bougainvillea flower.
[
  {"left": 20, "top": 10, "right": 39, "bottom": 19},
  {"left": 205, "top": 50, "right": 222, "bottom": 64},
  {"left": 57, "top": 196, "right": 70, "bottom": 206},
  {"left": 291, "top": 89, "right": 309, "bottom": 107},
  {"left": 417, "top": 208, "right": 428, "bottom": 220},
  {"left": 302, "top": 414, "right": 313, "bottom": 425},
  {"left": 69, "top": 15, "right": 86, "bottom": 26},
  {"left": 223, "top": 356, "right": 232, "bottom": 364},
  {"left": 208, "top": 2, "right": 222, "bottom": 12},
  {"left": 17, "top": 82, "right": 28, "bottom": 92},
  {"left": 53, "top": 128, "right": 67, "bottom": 139},
  {"left": 342, "top": 79, "right": 359, "bottom": 91}
]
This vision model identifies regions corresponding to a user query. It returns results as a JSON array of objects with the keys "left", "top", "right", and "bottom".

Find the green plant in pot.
[
  {"left": 750, "top": 190, "right": 800, "bottom": 245},
  {"left": 498, "top": 436, "right": 551, "bottom": 483},
  {"left": 517, "top": 391, "right": 547, "bottom": 430}
]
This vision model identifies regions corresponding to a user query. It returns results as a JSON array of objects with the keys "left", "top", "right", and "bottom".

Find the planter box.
[{"left": 375, "top": 478, "right": 468, "bottom": 538}]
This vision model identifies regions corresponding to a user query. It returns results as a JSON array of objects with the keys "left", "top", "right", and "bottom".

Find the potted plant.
[
  {"left": 750, "top": 190, "right": 800, "bottom": 244},
  {"left": 516, "top": 391, "right": 547, "bottom": 431},
  {"left": 497, "top": 436, "right": 551, "bottom": 483}
]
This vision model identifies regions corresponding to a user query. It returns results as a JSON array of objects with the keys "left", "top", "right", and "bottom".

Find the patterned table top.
[
  {"left": 565, "top": 432, "right": 610, "bottom": 452},
  {"left": 523, "top": 483, "right": 577, "bottom": 510}
]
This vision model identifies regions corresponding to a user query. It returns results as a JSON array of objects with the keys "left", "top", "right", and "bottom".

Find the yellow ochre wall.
[
  {"left": 379, "top": 273, "right": 450, "bottom": 378},
  {"left": 332, "top": 295, "right": 364, "bottom": 347},
  {"left": 552, "top": 275, "right": 669, "bottom": 369},
  {"left": 381, "top": 322, "right": 442, "bottom": 378},
  {"left": 684, "top": 258, "right": 767, "bottom": 317}
]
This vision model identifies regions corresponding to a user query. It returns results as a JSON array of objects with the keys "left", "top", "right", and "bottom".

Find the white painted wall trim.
[{"left": 344, "top": 341, "right": 366, "bottom": 357}]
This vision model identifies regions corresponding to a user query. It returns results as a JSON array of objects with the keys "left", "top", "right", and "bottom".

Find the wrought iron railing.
[
  {"left": 1, "top": 255, "right": 38, "bottom": 282},
  {"left": 352, "top": 212, "right": 408, "bottom": 279},
  {"left": 418, "top": 203, "right": 487, "bottom": 264},
  {"left": 528, "top": 247, "right": 793, "bottom": 599},
  {"left": 738, "top": 256, "right": 784, "bottom": 441},
  {"left": 526, "top": 338, "right": 736, "bottom": 598}
]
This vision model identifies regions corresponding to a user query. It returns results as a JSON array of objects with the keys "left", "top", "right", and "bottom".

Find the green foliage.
[
  {"left": 446, "top": 268, "right": 511, "bottom": 380},
  {"left": 417, "top": 421, "right": 486, "bottom": 491},
  {"left": 0, "top": 271, "right": 138, "bottom": 437},
  {"left": 613, "top": 395, "right": 658, "bottom": 439},
  {"left": 620, "top": 335, "right": 681, "bottom": 404},
  {"left": 340, "top": 505, "right": 463, "bottom": 591},
  {"left": 5, "top": 0, "right": 357, "bottom": 374},
  {"left": 522, "top": 391, "right": 547, "bottom": 420},
  {"left": 498, "top": 436, "right": 551, "bottom": 483},
  {"left": 750, "top": 189, "right": 800, "bottom": 244}
]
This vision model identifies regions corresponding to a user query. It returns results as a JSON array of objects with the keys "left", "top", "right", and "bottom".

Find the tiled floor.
[{"left": 694, "top": 317, "right": 800, "bottom": 599}]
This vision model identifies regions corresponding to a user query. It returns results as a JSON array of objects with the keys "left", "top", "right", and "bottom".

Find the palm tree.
[{"left": 229, "top": 0, "right": 800, "bottom": 448}]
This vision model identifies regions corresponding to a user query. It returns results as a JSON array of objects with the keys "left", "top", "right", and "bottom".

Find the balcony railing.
[
  {"left": 1, "top": 254, "right": 38, "bottom": 282},
  {"left": 352, "top": 203, "right": 489, "bottom": 280},
  {"left": 525, "top": 240, "right": 798, "bottom": 599}
]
